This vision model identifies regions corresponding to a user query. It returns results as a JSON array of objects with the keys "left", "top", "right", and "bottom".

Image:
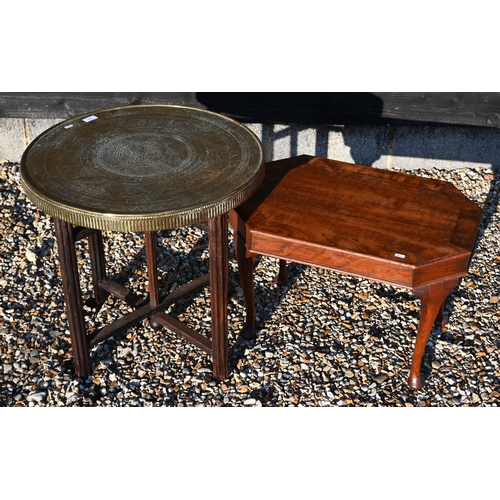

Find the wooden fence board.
[{"left": 2, "top": 92, "right": 500, "bottom": 128}]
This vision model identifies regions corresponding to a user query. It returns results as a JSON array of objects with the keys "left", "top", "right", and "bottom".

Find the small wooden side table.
[
  {"left": 20, "top": 105, "right": 265, "bottom": 380},
  {"left": 230, "top": 155, "right": 483, "bottom": 390}
]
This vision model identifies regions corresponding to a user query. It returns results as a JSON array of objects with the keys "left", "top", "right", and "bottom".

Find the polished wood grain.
[{"left": 231, "top": 155, "right": 483, "bottom": 390}]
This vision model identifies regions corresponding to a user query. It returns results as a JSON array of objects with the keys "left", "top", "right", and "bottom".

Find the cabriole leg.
[{"left": 409, "top": 277, "right": 461, "bottom": 390}]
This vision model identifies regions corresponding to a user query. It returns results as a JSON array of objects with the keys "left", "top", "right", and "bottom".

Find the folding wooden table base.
[{"left": 53, "top": 215, "right": 231, "bottom": 381}]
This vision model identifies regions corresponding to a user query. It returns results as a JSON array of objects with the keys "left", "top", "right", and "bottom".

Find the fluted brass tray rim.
[
  {"left": 20, "top": 104, "right": 265, "bottom": 232},
  {"left": 20, "top": 169, "right": 264, "bottom": 232}
]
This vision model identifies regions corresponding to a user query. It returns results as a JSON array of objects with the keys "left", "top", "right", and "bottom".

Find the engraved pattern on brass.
[{"left": 20, "top": 105, "right": 265, "bottom": 232}]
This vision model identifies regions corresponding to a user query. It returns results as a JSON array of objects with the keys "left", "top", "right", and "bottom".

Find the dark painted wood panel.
[
  {"left": 2, "top": 92, "right": 500, "bottom": 128},
  {"left": 197, "top": 92, "right": 500, "bottom": 128}
]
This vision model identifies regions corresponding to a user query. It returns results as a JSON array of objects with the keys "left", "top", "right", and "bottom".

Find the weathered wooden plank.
[
  {"left": 376, "top": 92, "right": 500, "bottom": 128},
  {"left": 2, "top": 92, "right": 500, "bottom": 128},
  {"left": 0, "top": 92, "right": 201, "bottom": 118}
]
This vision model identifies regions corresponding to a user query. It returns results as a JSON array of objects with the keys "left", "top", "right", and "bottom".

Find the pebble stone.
[{"left": 1, "top": 161, "right": 500, "bottom": 407}]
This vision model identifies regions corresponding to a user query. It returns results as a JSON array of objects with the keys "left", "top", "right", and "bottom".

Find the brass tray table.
[{"left": 20, "top": 104, "right": 265, "bottom": 379}]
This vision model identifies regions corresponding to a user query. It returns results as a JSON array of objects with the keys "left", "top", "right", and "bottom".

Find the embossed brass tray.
[{"left": 20, "top": 105, "right": 265, "bottom": 232}]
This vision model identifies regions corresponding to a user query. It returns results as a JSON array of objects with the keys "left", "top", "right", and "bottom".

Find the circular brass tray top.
[{"left": 20, "top": 105, "right": 265, "bottom": 232}]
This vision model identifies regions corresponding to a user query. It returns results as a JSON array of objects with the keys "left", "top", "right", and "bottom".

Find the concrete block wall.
[
  {"left": 1, "top": 118, "right": 61, "bottom": 163},
  {"left": 2, "top": 118, "right": 500, "bottom": 171},
  {"left": 245, "top": 123, "right": 500, "bottom": 171}
]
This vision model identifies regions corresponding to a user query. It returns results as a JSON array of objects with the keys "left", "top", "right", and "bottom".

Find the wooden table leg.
[
  {"left": 208, "top": 214, "right": 229, "bottom": 380},
  {"left": 409, "top": 277, "right": 461, "bottom": 390},
  {"left": 234, "top": 227, "right": 256, "bottom": 340},
  {"left": 144, "top": 231, "right": 162, "bottom": 330},
  {"left": 275, "top": 259, "right": 288, "bottom": 286},
  {"left": 87, "top": 229, "right": 108, "bottom": 307},
  {"left": 53, "top": 217, "right": 92, "bottom": 378},
  {"left": 434, "top": 304, "right": 447, "bottom": 328},
  {"left": 145, "top": 231, "right": 160, "bottom": 307}
]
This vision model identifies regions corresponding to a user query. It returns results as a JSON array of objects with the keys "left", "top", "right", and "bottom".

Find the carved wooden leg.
[
  {"left": 409, "top": 277, "right": 461, "bottom": 390},
  {"left": 208, "top": 214, "right": 229, "bottom": 380},
  {"left": 275, "top": 259, "right": 287, "bottom": 286},
  {"left": 234, "top": 226, "right": 256, "bottom": 340},
  {"left": 144, "top": 231, "right": 162, "bottom": 330},
  {"left": 434, "top": 304, "right": 447, "bottom": 328},
  {"left": 87, "top": 230, "right": 108, "bottom": 307},
  {"left": 53, "top": 218, "right": 92, "bottom": 378}
]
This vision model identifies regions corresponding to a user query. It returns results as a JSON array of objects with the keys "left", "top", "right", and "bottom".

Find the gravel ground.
[{"left": 1, "top": 160, "right": 499, "bottom": 407}]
